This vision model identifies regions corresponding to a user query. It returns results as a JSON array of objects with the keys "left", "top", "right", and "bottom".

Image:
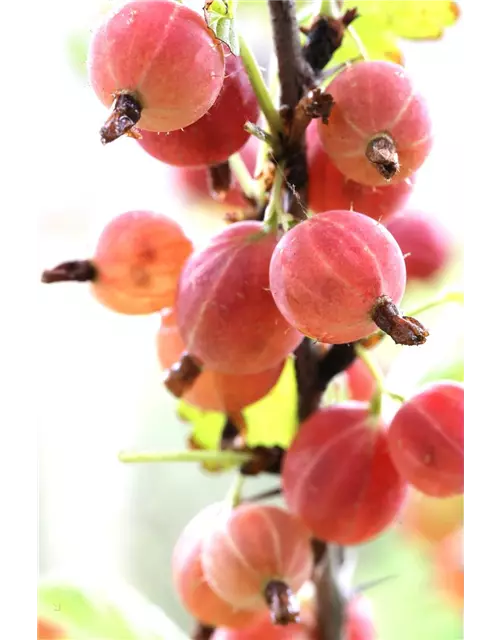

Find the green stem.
[
  {"left": 239, "top": 34, "right": 283, "bottom": 136},
  {"left": 331, "top": 0, "right": 370, "bottom": 61},
  {"left": 118, "top": 449, "right": 252, "bottom": 465},
  {"left": 406, "top": 290, "right": 464, "bottom": 318},
  {"left": 319, "top": 0, "right": 335, "bottom": 18},
  {"left": 354, "top": 345, "right": 406, "bottom": 411},
  {"left": 227, "top": 472, "right": 245, "bottom": 508},
  {"left": 228, "top": 152, "right": 260, "bottom": 202},
  {"left": 263, "top": 162, "right": 286, "bottom": 232},
  {"left": 355, "top": 344, "right": 385, "bottom": 415}
]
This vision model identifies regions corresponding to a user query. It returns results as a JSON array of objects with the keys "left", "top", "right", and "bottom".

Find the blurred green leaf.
[
  {"left": 66, "top": 29, "right": 90, "bottom": 80},
  {"left": 204, "top": 0, "right": 240, "bottom": 55},
  {"left": 38, "top": 580, "right": 188, "bottom": 640},
  {"left": 344, "top": 0, "right": 460, "bottom": 40},
  {"left": 355, "top": 531, "right": 463, "bottom": 640},
  {"left": 329, "top": 14, "right": 404, "bottom": 67},
  {"left": 177, "top": 356, "right": 299, "bottom": 461}
]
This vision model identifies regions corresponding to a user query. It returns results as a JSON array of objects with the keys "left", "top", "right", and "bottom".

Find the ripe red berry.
[
  {"left": 433, "top": 529, "right": 464, "bottom": 610},
  {"left": 269, "top": 211, "right": 406, "bottom": 344},
  {"left": 282, "top": 402, "right": 408, "bottom": 545},
  {"left": 172, "top": 503, "right": 260, "bottom": 629},
  {"left": 176, "top": 221, "right": 303, "bottom": 374},
  {"left": 318, "top": 61, "right": 432, "bottom": 186},
  {"left": 307, "top": 121, "right": 415, "bottom": 220},
  {"left": 42, "top": 211, "right": 193, "bottom": 315},
  {"left": 137, "top": 49, "right": 259, "bottom": 167},
  {"left": 157, "top": 308, "right": 283, "bottom": 411},
  {"left": 387, "top": 381, "right": 464, "bottom": 497},
  {"left": 345, "top": 358, "right": 377, "bottom": 402},
  {"left": 344, "top": 596, "right": 376, "bottom": 640},
  {"left": 400, "top": 489, "right": 464, "bottom": 546},
  {"left": 88, "top": 1, "right": 225, "bottom": 140},
  {"left": 168, "top": 137, "right": 259, "bottom": 209},
  {"left": 37, "top": 619, "right": 66, "bottom": 640},
  {"left": 201, "top": 504, "right": 313, "bottom": 613},
  {"left": 212, "top": 619, "right": 312, "bottom": 640},
  {"left": 384, "top": 209, "right": 453, "bottom": 281}
]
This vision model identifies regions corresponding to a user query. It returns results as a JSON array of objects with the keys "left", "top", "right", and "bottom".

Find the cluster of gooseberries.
[{"left": 40, "top": 0, "right": 463, "bottom": 638}]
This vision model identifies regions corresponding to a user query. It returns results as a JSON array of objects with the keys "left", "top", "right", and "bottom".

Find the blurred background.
[{"left": 37, "top": 1, "right": 465, "bottom": 638}]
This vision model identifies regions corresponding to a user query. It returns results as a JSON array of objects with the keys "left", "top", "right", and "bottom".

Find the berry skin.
[
  {"left": 387, "top": 381, "right": 464, "bottom": 497},
  {"left": 345, "top": 357, "right": 377, "bottom": 402},
  {"left": 344, "top": 596, "right": 376, "bottom": 640},
  {"left": 269, "top": 211, "right": 407, "bottom": 344},
  {"left": 138, "top": 49, "right": 259, "bottom": 167},
  {"left": 172, "top": 503, "right": 260, "bottom": 629},
  {"left": 307, "top": 121, "right": 415, "bottom": 220},
  {"left": 319, "top": 61, "right": 432, "bottom": 186},
  {"left": 282, "top": 402, "right": 408, "bottom": 545},
  {"left": 88, "top": 1, "right": 225, "bottom": 133},
  {"left": 400, "top": 489, "right": 464, "bottom": 546},
  {"left": 157, "top": 308, "right": 283, "bottom": 411},
  {"left": 169, "top": 136, "right": 258, "bottom": 209},
  {"left": 384, "top": 209, "right": 453, "bottom": 281},
  {"left": 92, "top": 211, "right": 193, "bottom": 314},
  {"left": 37, "top": 619, "right": 66, "bottom": 639},
  {"left": 201, "top": 504, "right": 313, "bottom": 612},
  {"left": 41, "top": 211, "right": 193, "bottom": 315},
  {"left": 176, "top": 221, "right": 303, "bottom": 374},
  {"left": 212, "top": 619, "right": 312, "bottom": 640},
  {"left": 433, "top": 529, "right": 464, "bottom": 610}
]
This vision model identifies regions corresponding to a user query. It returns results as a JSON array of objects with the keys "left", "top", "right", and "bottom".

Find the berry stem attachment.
[
  {"left": 41, "top": 260, "right": 97, "bottom": 284},
  {"left": 118, "top": 449, "right": 252, "bottom": 465},
  {"left": 371, "top": 295, "right": 429, "bottom": 346},
  {"left": 228, "top": 152, "right": 261, "bottom": 204},
  {"left": 264, "top": 579, "right": 300, "bottom": 625},
  {"left": 163, "top": 353, "right": 203, "bottom": 398},
  {"left": 100, "top": 93, "right": 142, "bottom": 145},
  {"left": 264, "top": 162, "right": 286, "bottom": 232},
  {"left": 239, "top": 34, "right": 283, "bottom": 136},
  {"left": 360, "top": 291, "right": 463, "bottom": 349},
  {"left": 366, "top": 133, "right": 399, "bottom": 182}
]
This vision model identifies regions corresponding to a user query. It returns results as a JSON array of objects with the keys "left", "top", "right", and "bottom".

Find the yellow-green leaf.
[
  {"left": 177, "top": 356, "right": 299, "bottom": 464},
  {"left": 38, "top": 579, "right": 188, "bottom": 640},
  {"left": 328, "top": 14, "right": 404, "bottom": 70},
  {"left": 344, "top": 0, "right": 460, "bottom": 40},
  {"left": 204, "top": 0, "right": 240, "bottom": 55}
]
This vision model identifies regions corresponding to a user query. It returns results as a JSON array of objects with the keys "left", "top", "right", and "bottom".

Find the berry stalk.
[
  {"left": 118, "top": 449, "right": 252, "bottom": 465},
  {"left": 41, "top": 260, "right": 97, "bottom": 283},
  {"left": 238, "top": 34, "right": 283, "bottom": 136}
]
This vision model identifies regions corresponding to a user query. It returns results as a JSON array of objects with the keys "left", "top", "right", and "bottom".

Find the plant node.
[
  {"left": 264, "top": 579, "right": 300, "bottom": 625},
  {"left": 366, "top": 133, "right": 400, "bottom": 181},
  {"left": 100, "top": 93, "right": 142, "bottom": 145},
  {"left": 302, "top": 9, "right": 360, "bottom": 73},
  {"left": 372, "top": 295, "right": 429, "bottom": 346},
  {"left": 41, "top": 260, "right": 97, "bottom": 284}
]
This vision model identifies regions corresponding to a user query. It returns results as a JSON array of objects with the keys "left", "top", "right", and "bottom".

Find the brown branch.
[
  {"left": 268, "top": 0, "right": 316, "bottom": 110},
  {"left": 268, "top": 0, "right": 316, "bottom": 221}
]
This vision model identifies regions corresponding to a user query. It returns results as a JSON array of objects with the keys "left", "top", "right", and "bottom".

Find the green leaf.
[
  {"left": 204, "top": 0, "right": 240, "bottom": 55},
  {"left": 38, "top": 579, "right": 188, "bottom": 640},
  {"left": 344, "top": 0, "right": 460, "bottom": 40},
  {"left": 177, "top": 356, "right": 299, "bottom": 463},
  {"left": 329, "top": 14, "right": 404, "bottom": 68}
]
